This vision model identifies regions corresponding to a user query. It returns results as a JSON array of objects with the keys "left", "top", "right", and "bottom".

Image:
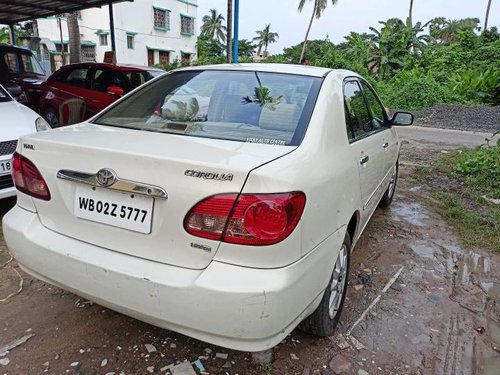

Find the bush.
[{"left": 375, "top": 69, "right": 461, "bottom": 110}]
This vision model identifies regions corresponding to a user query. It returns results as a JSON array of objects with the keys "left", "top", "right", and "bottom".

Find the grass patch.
[{"left": 417, "top": 137, "right": 499, "bottom": 252}]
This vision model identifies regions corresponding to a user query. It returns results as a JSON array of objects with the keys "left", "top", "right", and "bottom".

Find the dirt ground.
[{"left": 1, "top": 138, "right": 499, "bottom": 375}]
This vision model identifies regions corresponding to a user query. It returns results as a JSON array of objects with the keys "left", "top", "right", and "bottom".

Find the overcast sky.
[{"left": 198, "top": 0, "right": 500, "bottom": 53}]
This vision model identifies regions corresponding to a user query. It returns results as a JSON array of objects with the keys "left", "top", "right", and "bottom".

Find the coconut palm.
[
  {"left": 409, "top": 0, "right": 414, "bottom": 26},
  {"left": 484, "top": 0, "right": 493, "bottom": 30},
  {"left": 253, "top": 24, "right": 279, "bottom": 56},
  {"left": 298, "top": 0, "right": 339, "bottom": 63},
  {"left": 66, "top": 12, "right": 81, "bottom": 63},
  {"left": 200, "top": 9, "right": 226, "bottom": 43}
]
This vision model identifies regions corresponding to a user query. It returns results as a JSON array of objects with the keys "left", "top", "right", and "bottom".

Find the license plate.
[
  {"left": 74, "top": 185, "right": 154, "bottom": 234},
  {"left": 0, "top": 158, "right": 12, "bottom": 176}
]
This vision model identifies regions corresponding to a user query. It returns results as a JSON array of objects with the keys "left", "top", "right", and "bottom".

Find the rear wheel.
[
  {"left": 43, "top": 107, "right": 60, "bottom": 128},
  {"left": 379, "top": 161, "right": 399, "bottom": 208},
  {"left": 300, "top": 233, "right": 351, "bottom": 337}
]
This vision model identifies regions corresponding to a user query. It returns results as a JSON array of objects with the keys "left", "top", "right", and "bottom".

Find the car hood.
[
  {"left": 0, "top": 100, "right": 39, "bottom": 142},
  {"left": 0, "top": 71, "right": 46, "bottom": 88}
]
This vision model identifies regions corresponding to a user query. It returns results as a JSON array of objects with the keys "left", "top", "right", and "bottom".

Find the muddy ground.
[{"left": 1, "top": 137, "right": 499, "bottom": 375}]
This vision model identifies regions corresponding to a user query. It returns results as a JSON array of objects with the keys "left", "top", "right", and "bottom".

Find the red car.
[{"left": 40, "top": 63, "right": 164, "bottom": 127}]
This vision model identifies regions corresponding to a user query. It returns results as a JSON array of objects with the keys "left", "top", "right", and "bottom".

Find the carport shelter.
[{"left": 0, "top": 0, "right": 133, "bottom": 53}]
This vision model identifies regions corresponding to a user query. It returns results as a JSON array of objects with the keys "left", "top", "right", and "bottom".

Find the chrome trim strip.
[{"left": 57, "top": 169, "right": 168, "bottom": 199}]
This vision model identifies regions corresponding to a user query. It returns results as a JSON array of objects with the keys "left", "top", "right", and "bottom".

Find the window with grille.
[
  {"left": 81, "top": 46, "right": 96, "bottom": 62},
  {"left": 154, "top": 8, "right": 170, "bottom": 29},
  {"left": 159, "top": 51, "right": 169, "bottom": 64},
  {"left": 180, "top": 15, "right": 194, "bottom": 35}
]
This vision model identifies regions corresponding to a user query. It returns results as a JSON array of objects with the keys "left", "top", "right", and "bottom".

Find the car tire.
[
  {"left": 299, "top": 232, "right": 351, "bottom": 337},
  {"left": 43, "top": 108, "right": 60, "bottom": 128},
  {"left": 379, "top": 160, "right": 399, "bottom": 208}
]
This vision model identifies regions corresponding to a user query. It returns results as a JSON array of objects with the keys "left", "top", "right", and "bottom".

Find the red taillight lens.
[
  {"left": 12, "top": 152, "right": 51, "bottom": 201},
  {"left": 184, "top": 192, "right": 306, "bottom": 246}
]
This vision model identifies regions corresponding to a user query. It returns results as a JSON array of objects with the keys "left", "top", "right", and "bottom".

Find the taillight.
[
  {"left": 184, "top": 192, "right": 306, "bottom": 246},
  {"left": 12, "top": 152, "right": 51, "bottom": 201}
]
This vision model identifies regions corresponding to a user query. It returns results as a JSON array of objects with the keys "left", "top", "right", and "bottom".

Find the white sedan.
[
  {"left": 3, "top": 64, "right": 412, "bottom": 351},
  {"left": 0, "top": 84, "right": 50, "bottom": 200}
]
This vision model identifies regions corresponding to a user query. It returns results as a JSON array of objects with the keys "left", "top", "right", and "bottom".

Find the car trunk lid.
[{"left": 20, "top": 124, "right": 295, "bottom": 269}]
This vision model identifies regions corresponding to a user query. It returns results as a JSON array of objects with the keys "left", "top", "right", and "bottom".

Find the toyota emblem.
[{"left": 96, "top": 168, "right": 117, "bottom": 187}]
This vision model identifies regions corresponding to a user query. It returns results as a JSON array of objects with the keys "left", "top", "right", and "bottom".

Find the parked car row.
[
  {"left": 1, "top": 43, "right": 164, "bottom": 126},
  {"left": 2, "top": 62, "right": 414, "bottom": 352}
]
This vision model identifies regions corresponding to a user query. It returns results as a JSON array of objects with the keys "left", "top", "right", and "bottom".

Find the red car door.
[{"left": 87, "top": 67, "right": 127, "bottom": 117}]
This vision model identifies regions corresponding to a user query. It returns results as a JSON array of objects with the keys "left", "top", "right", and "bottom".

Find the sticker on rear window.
[{"left": 246, "top": 138, "right": 286, "bottom": 146}]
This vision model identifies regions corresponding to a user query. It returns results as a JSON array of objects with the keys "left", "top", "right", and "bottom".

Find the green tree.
[
  {"left": 253, "top": 24, "right": 279, "bottom": 55},
  {"left": 200, "top": 9, "right": 226, "bottom": 43},
  {"left": 0, "top": 27, "right": 10, "bottom": 44},
  {"left": 298, "top": 0, "right": 339, "bottom": 63},
  {"left": 238, "top": 39, "right": 256, "bottom": 58}
]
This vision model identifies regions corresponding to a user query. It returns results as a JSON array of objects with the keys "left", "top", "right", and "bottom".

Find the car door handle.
[
  {"left": 359, "top": 155, "right": 369, "bottom": 165},
  {"left": 382, "top": 142, "right": 389, "bottom": 149}
]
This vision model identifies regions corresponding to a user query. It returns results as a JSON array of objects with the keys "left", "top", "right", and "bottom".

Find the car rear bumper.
[
  {"left": 3, "top": 205, "right": 344, "bottom": 351},
  {"left": 0, "top": 186, "right": 16, "bottom": 200}
]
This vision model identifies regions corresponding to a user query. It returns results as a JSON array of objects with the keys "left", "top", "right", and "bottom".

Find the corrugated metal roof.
[{"left": 0, "top": 0, "right": 132, "bottom": 25}]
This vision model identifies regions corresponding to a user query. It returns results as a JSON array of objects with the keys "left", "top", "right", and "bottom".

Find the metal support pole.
[
  {"left": 109, "top": 2, "right": 116, "bottom": 54},
  {"left": 232, "top": 0, "right": 239, "bottom": 63},
  {"left": 9, "top": 24, "right": 16, "bottom": 45}
]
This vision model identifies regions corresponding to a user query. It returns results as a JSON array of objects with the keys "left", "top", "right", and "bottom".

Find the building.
[{"left": 36, "top": 0, "right": 197, "bottom": 67}]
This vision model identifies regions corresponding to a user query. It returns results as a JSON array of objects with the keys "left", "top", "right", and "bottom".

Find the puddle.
[
  {"left": 483, "top": 357, "right": 500, "bottom": 375},
  {"left": 410, "top": 240, "right": 437, "bottom": 259},
  {"left": 390, "top": 202, "right": 429, "bottom": 226},
  {"left": 486, "top": 318, "right": 500, "bottom": 346},
  {"left": 481, "top": 282, "right": 500, "bottom": 303}
]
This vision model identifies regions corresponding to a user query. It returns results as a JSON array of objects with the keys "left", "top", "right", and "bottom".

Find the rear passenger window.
[
  {"left": 60, "top": 68, "right": 89, "bottom": 88},
  {"left": 92, "top": 69, "right": 125, "bottom": 92},
  {"left": 343, "top": 80, "right": 372, "bottom": 141}
]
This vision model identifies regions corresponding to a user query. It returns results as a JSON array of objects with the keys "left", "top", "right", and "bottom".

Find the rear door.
[
  {"left": 343, "top": 79, "right": 387, "bottom": 220},
  {"left": 53, "top": 65, "right": 93, "bottom": 118}
]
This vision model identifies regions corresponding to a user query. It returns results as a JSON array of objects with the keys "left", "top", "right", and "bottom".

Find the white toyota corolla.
[
  {"left": 3, "top": 64, "right": 412, "bottom": 351},
  {"left": 0, "top": 84, "right": 50, "bottom": 200}
]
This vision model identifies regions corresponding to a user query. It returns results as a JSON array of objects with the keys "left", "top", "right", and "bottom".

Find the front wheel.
[
  {"left": 379, "top": 160, "right": 399, "bottom": 208},
  {"left": 299, "top": 233, "right": 351, "bottom": 337}
]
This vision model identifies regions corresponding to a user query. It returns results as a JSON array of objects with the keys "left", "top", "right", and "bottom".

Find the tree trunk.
[
  {"left": 484, "top": 0, "right": 492, "bottom": 30},
  {"left": 66, "top": 12, "right": 81, "bottom": 64},
  {"left": 299, "top": 0, "right": 317, "bottom": 64},
  {"left": 409, "top": 0, "right": 414, "bottom": 26},
  {"left": 227, "top": 0, "right": 233, "bottom": 63}
]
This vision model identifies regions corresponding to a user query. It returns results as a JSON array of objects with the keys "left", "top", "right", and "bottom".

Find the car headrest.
[{"left": 258, "top": 103, "right": 300, "bottom": 132}]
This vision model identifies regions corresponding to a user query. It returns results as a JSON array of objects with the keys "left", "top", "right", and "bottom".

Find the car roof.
[
  {"left": 58, "top": 62, "right": 163, "bottom": 72},
  {"left": 174, "top": 63, "right": 357, "bottom": 79}
]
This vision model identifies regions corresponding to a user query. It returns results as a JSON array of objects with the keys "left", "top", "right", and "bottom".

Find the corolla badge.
[{"left": 96, "top": 168, "right": 117, "bottom": 187}]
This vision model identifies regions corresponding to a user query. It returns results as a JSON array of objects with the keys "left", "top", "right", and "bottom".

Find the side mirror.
[
  {"left": 106, "top": 85, "right": 124, "bottom": 96},
  {"left": 5, "top": 84, "right": 23, "bottom": 98},
  {"left": 390, "top": 111, "right": 414, "bottom": 126}
]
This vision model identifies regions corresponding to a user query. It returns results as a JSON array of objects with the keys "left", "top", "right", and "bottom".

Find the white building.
[{"left": 36, "top": 0, "right": 198, "bottom": 67}]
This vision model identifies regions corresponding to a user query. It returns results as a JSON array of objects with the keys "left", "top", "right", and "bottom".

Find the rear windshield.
[{"left": 94, "top": 70, "right": 322, "bottom": 146}]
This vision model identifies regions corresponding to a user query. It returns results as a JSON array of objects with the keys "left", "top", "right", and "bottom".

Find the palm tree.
[
  {"left": 253, "top": 24, "right": 279, "bottom": 56},
  {"left": 227, "top": 0, "right": 232, "bottom": 63},
  {"left": 200, "top": 9, "right": 226, "bottom": 43},
  {"left": 409, "top": 0, "right": 414, "bottom": 26},
  {"left": 484, "top": 0, "right": 493, "bottom": 30},
  {"left": 66, "top": 12, "right": 81, "bottom": 63},
  {"left": 298, "top": 0, "right": 339, "bottom": 63}
]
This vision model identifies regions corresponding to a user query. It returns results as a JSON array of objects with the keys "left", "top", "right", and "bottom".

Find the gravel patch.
[{"left": 412, "top": 104, "right": 500, "bottom": 133}]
